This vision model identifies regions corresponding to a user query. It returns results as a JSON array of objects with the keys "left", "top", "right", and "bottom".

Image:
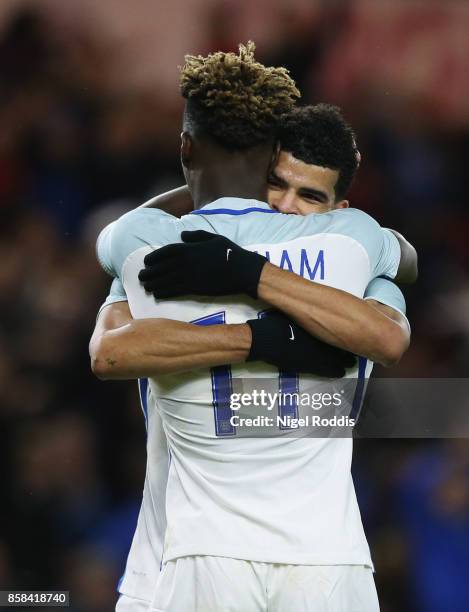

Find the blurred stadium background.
[{"left": 0, "top": 1, "right": 468, "bottom": 611}]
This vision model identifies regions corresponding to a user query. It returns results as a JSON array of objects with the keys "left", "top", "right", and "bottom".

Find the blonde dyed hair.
[{"left": 180, "top": 41, "right": 300, "bottom": 149}]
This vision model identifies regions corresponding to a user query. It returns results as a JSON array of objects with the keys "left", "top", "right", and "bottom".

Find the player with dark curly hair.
[
  {"left": 92, "top": 43, "right": 415, "bottom": 612},
  {"left": 272, "top": 103, "right": 360, "bottom": 205},
  {"left": 139, "top": 103, "right": 358, "bottom": 214}
]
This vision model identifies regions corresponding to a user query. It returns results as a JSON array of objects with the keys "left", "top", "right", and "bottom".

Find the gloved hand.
[
  {"left": 246, "top": 311, "right": 356, "bottom": 377},
  {"left": 138, "top": 230, "right": 267, "bottom": 299}
]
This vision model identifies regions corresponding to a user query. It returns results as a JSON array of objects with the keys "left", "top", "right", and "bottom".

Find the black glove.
[
  {"left": 246, "top": 311, "right": 356, "bottom": 377},
  {"left": 138, "top": 230, "right": 267, "bottom": 299}
]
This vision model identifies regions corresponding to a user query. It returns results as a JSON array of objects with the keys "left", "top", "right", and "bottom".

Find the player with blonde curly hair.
[
  {"left": 176, "top": 42, "right": 299, "bottom": 209},
  {"left": 180, "top": 41, "right": 299, "bottom": 149}
]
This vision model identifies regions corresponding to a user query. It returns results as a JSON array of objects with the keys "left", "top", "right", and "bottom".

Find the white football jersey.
[{"left": 97, "top": 198, "right": 404, "bottom": 601}]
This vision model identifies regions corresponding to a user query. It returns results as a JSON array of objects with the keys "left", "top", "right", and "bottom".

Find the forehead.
[{"left": 275, "top": 150, "right": 339, "bottom": 195}]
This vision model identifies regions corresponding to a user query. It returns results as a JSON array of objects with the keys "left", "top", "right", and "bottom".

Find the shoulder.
[
  {"left": 97, "top": 208, "right": 178, "bottom": 277},
  {"left": 112, "top": 207, "right": 175, "bottom": 236},
  {"left": 303, "top": 207, "right": 381, "bottom": 235},
  {"left": 108, "top": 207, "right": 179, "bottom": 248},
  {"left": 302, "top": 208, "right": 388, "bottom": 255}
]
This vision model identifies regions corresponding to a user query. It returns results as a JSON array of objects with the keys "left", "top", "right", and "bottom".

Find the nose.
[{"left": 270, "top": 191, "right": 298, "bottom": 215}]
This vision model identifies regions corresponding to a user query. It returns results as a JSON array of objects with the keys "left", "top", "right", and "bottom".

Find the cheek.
[
  {"left": 299, "top": 202, "right": 332, "bottom": 215},
  {"left": 298, "top": 202, "right": 317, "bottom": 216}
]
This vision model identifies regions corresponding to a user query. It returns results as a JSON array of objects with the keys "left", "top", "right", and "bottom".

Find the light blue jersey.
[
  {"left": 96, "top": 198, "right": 404, "bottom": 601},
  {"left": 365, "top": 275, "right": 406, "bottom": 311},
  {"left": 98, "top": 198, "right": 400, "bottom": 286}
]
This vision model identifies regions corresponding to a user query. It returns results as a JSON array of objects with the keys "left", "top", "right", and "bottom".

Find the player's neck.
[
  {"left": 192, "top": 179, "right": 268, "bottom": 209},
  {"left": 191, "top": 156, "right": 270, "bottom": 209}
]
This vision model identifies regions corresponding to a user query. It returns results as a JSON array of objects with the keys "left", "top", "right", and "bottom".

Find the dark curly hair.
[
  {"left": 277, "top": 104, "right": 360, "bottom": 200},
  {"left": 180, "top": 41, "right": 300, "bottom": 151}
]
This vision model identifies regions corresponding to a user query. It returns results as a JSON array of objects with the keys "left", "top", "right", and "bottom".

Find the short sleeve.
[
  {"left": 364, "top": 277, "right": 410, "bottom": 330},
  {"left": 373, "top": 228, "right": 401, "bottom": 280},
  {"left": 96, "top": 221, "right": 117, "bottom": 276},
  {"left": 97, "top": 278, "right": 128, "bottom": 317}
]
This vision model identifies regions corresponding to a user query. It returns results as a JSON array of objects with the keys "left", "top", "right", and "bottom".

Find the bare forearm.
[
  {"left": 91, "top": 317, "right": 251, "bottom": 380},
  {"left": 257, "top": 263, "right": 404, "bottom": 365}
]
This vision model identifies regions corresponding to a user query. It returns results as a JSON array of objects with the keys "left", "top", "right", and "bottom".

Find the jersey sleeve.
[
  {"left": 373, "top": 228, "right": 401, "bottom": 280},
  {"left": 96, "top": 221, "right": 117, "bottom": 276},
  {"left": 364, "top": 277, "right": 410, "bottom": 330},
  {"left": 97, "top": 277, "right": 128, "bottom": 317}
]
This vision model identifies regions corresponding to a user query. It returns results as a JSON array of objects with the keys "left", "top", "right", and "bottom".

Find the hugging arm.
[
  {"left": 138, "top": 185, "right": 193, "bottom": 217},
  {"left": 90, "top": 298, "right": 354, "bottom": 381},
  {"left": 140, "top": 231, "right": 411, "bottom": 367},
  {"left": 92, "top": 211, "right": 355, "bottom": 381},
  {"left": 89, "top": 301, "right": 251, "bottom": 380},
  {"left": 257, "top": 263, "right": 409, "bottom": 367}
]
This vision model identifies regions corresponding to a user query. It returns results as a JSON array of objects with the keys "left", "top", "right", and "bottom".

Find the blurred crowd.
[{"left": 0, "top": 3, "right": 468, "bottom": 611}]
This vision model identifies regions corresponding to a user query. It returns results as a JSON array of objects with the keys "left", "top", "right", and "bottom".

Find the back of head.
[
  {"left": 180, "top": 41, "right": 300, "bottom": 151},
  {"left": 278, "top": 104, "right": 361, "bottom": 200}
]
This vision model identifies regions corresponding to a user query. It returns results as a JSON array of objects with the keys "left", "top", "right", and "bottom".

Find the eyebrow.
[
  {"left": 297, "top": 187, "right": 329, "bottom": 203},
  {"left": 268, "top": 170, "right": 288, "bottom": 186}
]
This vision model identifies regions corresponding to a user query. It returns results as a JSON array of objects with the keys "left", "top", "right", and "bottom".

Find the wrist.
[
  {"left": 236, "top": 323, "right": 253, "bottom": 353},
  {"left": 236, "top": 249, "right": 268, "bottom": 299},
  {"left": 256, "top": 262, "right": 278, "bottom": 302},
  {"left": 225, "top": 323, "right": 252, "bottom": 360}
]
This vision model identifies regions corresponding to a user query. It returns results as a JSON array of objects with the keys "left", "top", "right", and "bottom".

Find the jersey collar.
[{"left": 191, "top": 197, "right": 277, "bottom": 216}]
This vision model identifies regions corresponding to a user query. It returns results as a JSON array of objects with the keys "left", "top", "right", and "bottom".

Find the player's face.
[{"left": 268, "top": 151, "right": 349, "bottom": 215}]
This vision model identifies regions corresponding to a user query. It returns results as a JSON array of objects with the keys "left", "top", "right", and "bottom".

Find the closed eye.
[{"left": 299, "top": 190, "right": 328, "bottom": 204}]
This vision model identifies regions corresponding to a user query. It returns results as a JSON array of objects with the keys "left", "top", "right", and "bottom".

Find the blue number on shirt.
[
  {"left": 193, "top": 310, "right": 302, "bottom": 436},
  {"left": 192, "top": 312, "right": 236, "bottom": 437},
  {"left": 278, "top": 371, "right": 299, "bottom": 428}
]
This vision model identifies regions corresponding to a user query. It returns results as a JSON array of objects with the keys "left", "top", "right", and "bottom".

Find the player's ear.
[
  {"left": 334, "top": 199, "right": 349, "bottom": 209},
  {"left": 180, "top": 132, "right": 193, "bottom": 169},
  {"left": 268, "top": 141, "right": 281, "bottom": 175}
]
